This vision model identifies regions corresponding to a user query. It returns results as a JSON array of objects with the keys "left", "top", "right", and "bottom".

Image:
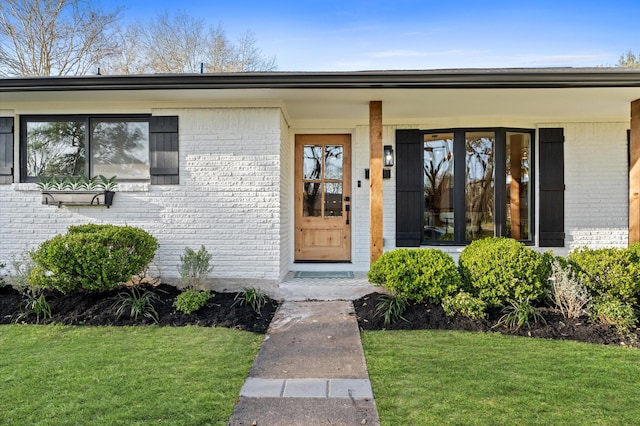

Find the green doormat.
[{"left": 294, "top": 271, "right": 355, "bottom": 279}]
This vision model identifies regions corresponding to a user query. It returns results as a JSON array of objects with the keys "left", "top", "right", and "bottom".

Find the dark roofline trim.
[{"left": 2, "top": 68, "right": 640, "bottom": 92}]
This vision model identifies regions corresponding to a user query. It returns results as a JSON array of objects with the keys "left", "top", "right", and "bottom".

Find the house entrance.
[{"left": 295, "top": 134, "right": 351, "bottom": 261}]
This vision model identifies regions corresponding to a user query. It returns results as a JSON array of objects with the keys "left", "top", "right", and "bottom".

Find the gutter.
[{"left": 2, "top": 69, "right": 640, "bottom": 92}]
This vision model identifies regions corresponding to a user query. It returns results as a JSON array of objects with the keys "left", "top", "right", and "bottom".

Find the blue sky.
[{"left": 105, "top": 0, "right": 639, "bottom": 71}]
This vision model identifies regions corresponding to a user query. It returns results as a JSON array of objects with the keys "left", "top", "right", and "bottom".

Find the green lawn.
[
  {"left": 0, "top": 325, "right": 263, "bottom": 425},
  {"left": 362, "top": 330, "right": 640, "bottom": 426}
]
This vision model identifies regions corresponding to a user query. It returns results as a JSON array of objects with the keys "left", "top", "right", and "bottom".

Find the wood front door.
[{"left": 295, "top": 134, "right": 351, "bottom": 261}]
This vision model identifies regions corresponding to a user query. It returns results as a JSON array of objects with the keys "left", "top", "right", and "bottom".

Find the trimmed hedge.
[
  {"left": 568, "top": 245, "right": 640, "bottom": 304},
  {"left": 30, "top": 224, "right": 158, "bottom": 293},
  {"left": 368, "top": 248, "right": 460, "bottom": 303},
  {"left": 458, "top": 237, "right": 549, "bottom": 307}
]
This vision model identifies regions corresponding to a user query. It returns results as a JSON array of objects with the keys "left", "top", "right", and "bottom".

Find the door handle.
[{"left": 345, "top": 204, "right": 350, "bottom": 225}]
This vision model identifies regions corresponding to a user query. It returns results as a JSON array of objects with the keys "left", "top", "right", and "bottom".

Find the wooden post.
[
  {"left": 370, "top": 101, "right": 383, "bottom": 263},
  {"left": 630, "top": 99, "right": 640, "bottom": 244},
  {"left": 509, "top": 134, "right": 523, "bottom": 240}
]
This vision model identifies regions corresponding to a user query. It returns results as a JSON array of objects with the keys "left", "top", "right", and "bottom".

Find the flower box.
[{"left": 41, "top": 190, "right": 115, "bottom": 208}]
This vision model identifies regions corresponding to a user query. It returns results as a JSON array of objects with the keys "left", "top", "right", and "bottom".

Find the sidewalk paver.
[{"left": 228, "top": 299, "right": 380, "bottom": 426}]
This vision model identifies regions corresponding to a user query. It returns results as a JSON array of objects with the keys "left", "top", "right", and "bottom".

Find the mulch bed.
[
  {"left": 354, "top": 292, "right": 640, "bottom": 348},
  {"left": 0, "top": 284, "right": 278, "bottom": 334},
  {"left": 3, "top": 283, "right": 639, "bottom": 348}
]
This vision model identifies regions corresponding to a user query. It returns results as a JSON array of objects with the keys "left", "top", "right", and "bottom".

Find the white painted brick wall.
[
  {"left": 1, "top": 108, "right": 284, "bottom": 287},
  {"left": 549, "top": 121, "right": 629, "bottom": 251},
  {"left": 279, "top": 112, "right": 291, "bottom": 280}
]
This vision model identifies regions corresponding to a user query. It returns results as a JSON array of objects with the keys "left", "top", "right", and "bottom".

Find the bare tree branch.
[{"left": 0, "top": 0, "right": 121, "bottom": 76}]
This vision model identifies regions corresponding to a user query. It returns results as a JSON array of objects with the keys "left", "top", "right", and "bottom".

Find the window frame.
[
  {"left": 20, "top": 114, "right": 152, "bottom": 183},
  {"left": 419, "top": 127, "right": 536, "bottom": 245}
]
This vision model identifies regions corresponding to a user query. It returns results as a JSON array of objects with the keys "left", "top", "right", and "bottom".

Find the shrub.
[
  {"left": 175, "top": 289, "right": 213, "bottom": 315},
  {"left": 179, "top": 245, "right": 213, "bottom": 289},
  {"left": 442, "top": 291, "right": 487, "bottom": 320},
  {"left": 588, "top": 296, "right": 638, "bottom": 333},
  {"left": 458, "top": 238, "right": 549, "bottom": 307},
  {"left": 368, "top": 248, "right": 460, "bottom": 303},
  {"left": 568, "top": 246, "right": 640, "bottom": 304},
  {"left": 233, "top": 287, "right": 267, "bottom": 315},
  {"left": 114, "top": 287, "right": 160, "bottom": 323},
  {"left": 495, "top": 298, "right": 546, "bottom": 330},
  {"left": 375, "top": 293, "right": 408, "bottom": 325},
  {"left": 30, "top": 225, "right": 158, "bottom": 293},
  {"left": 547, "top": 258, "right": 591, "bottom": 319},
  {"left": 8, "top": 251, "right": 52, "bottom": 324}
]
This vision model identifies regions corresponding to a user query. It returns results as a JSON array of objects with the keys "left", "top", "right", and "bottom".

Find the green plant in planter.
[
  {"left": 175, "top": 289, "right": 213, "bottom": 315},
  {"left": 37, "top": 175, "right": 118, "bottom": 191}
]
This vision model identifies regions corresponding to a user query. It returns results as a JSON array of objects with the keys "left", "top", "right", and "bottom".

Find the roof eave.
[{"left": 2, "top": 69, "right": 640, "bottom": 92}]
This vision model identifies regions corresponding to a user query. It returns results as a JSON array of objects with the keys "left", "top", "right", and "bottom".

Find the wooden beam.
[
  {"left": 370, "top": 101, "right": 383, "bottom": 263},
  {"left": 630, "top": 99, "right": 640, "bottom": 244},
  {"left": 509, "top": 134, "right": 523, "bottom": 240}
]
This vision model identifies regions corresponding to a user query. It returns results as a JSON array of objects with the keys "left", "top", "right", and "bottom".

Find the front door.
[{"left": 295, "top": 134, "right": 351, "bottom": 261}]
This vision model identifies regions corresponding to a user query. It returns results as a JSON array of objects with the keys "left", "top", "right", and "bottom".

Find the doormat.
[{"left": 294, "top": 271, "right": 355, "bottom": 279}]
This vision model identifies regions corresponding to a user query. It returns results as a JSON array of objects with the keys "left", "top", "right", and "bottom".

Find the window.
[
  {"left": 21, "top": 115, "right": 151, "bottom": 182},
  {"left": 400, "top": 128, "right": 534, "bottom": 245}
]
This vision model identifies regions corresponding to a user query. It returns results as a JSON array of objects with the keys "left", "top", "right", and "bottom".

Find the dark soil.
[
  {"left": 0, "top": 284, "right": 278, "bottom": 334},
  {"left": 354, "top": 293, "right": 640, "bottom": 348}
]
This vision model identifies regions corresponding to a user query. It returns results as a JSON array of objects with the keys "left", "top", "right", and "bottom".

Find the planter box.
[{"left": 41, "top": 191, "right": 115, "bottom": 208}]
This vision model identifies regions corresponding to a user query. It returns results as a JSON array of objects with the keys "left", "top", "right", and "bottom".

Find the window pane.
[
  {"left": 506, "top": 132, "right": 531, "bottom": 240},
  {"left": 303, "top": 145, "right": 322, "bottom": 180},
  {"left": 92, "top": 120, "right": 149, "bottom": 179},
  {"left": 324, "top": 145, "right": 343, "bottom": 179},
  {"left": 466, "top": 132, "right": 495, "bottom": 241},
  {"left": 303, "top": 182, "right": 322, "bottom": 217},
  {"left": 424, "top": 133, "right": 454, "bottom": 241},
  {"left": 26, "top": 121, "right": 86, "bottom": 177},
  {"left": 324, "top": 183, "right": 343, "bottom": 217}
]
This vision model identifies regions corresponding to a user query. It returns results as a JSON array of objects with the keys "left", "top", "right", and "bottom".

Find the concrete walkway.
[{"left": 227, "top": 299, "right": 381, "bottom": 425}]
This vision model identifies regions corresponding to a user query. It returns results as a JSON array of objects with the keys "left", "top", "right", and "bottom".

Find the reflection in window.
[
  {"left": 324, "top": 183, "right": 343, "bottom": 217},
  {"left": 324, "top": 146, "right": 343, "bottom": 179},
  {"left": 303, "top": 145, "right": 322, "bottom": 180},
  {"left": 92, "top": 120, "right": 150, "bottom": 180},
  {"left": 465, "top": 132, "right": 495, "bottom": 241},
  {"left": 301, "top": 143, "right": 344, "bottom": 218},
  {"left": 506, "top": 132, "right": 531, "bottom": 240},
  {"left": 424, "top": 133, "right": 454, "bottom": 241},
  {"left": 26, "top": 121, "right": 86, "bottom": 177}
]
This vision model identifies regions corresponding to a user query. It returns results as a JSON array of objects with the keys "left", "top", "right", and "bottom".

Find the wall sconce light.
[{"left": 384, "top": 145, "right": 394, "bottom": 167}]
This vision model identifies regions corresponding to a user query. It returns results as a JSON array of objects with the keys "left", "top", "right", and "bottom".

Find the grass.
[
  {"left": 362, "top": 330, "right": 640, "bottom": 426},
  {"left": 0, "top": 325, "right": 263, "bottom": 425}
]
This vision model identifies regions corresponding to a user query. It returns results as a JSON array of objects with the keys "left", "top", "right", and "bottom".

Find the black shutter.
[
  {"left": 396, "top": 129, "right": 423, "bottom": 247},
  {"left": 0, "top": 117, "right": 14, "bottom": 184},
  {"left": 149, "top": 116, "right": 179, "bottom": 185},
  {"left": 539, "top": 128, "right": 565, "bottom": 247}
]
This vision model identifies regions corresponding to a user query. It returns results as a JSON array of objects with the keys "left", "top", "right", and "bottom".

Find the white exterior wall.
[
  {"left": 0, "top": 107, "right": 284, "bottom": 288},
  {"left": 543, "top": 121, "right": 629, "bottom": 252}
]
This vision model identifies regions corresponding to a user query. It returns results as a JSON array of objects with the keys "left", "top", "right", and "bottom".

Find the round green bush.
[
  {"left": 368, "top": 248, "right": 460, "bottom": 303},
  {"left": 568, "top": 245, "right": 640, "bottom": 304},
  {"left": 29, "top": 225, "right": 158, "bottom": 293},
  {"left": 175, "top": 289, "right": 212, "bottom": 315},
  {"left": 458, "top": 237, "right": 549, "bottom": 307}
]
